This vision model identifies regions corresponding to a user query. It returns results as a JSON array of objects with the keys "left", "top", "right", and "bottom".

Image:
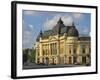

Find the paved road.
[{"left": 23, "top": 63, "right": 87, "bottom": 69}]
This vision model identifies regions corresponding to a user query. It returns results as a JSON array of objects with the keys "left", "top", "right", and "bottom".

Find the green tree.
[
  {"left": 23, "top": 48, "right": 30, "bottom": 64},
  {"left": 30, "top": 48, "right": 36, "bottom": 63},
  {"left": 23, "top": 48, "right": 36, "bottom": 63}
]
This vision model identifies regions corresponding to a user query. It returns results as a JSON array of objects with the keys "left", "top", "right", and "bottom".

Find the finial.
[
  {"left": 59, "top": 17, "right": 62, "bottom": 21},
  {"left": 40, "top": 30, "right": 42, "bottom": 34},
  {"left": 72, "top": 21, "right": 75, "bottom": 26},
  {"left": 71, "top": 21, "right": 76, "bottom": 29}
]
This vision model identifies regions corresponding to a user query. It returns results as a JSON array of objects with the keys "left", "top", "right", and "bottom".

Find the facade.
[{"left": 35, "top": 18, "right": 91, "bottom": 65}]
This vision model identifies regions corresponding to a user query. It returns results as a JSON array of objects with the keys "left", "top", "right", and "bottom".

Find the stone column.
[
  {"left": 39, "top": 42, "right": 43, "bottom": 63},
  {"left": 64, "top": 39, "right": 67, "bottom": 64},
  {"left": 77, "top": 44, "right": 81, "bottom": 64},
  {"left": 35, "top": 42, "right": 38, "bottom": 63},
  {"left": 35, "top": 47, "right": 38, "bottom": 63},
  {"left": 71, "top": 45, "right": 73, "bottom": 64},
  {"left": 48, "top": 44, "right": 50, "bottom": 55},
  {"left": 57, "top": 39, "right": 60, "bottom": 64}
]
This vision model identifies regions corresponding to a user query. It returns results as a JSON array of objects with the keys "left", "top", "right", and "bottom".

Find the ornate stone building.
[{"left": 35, "top": 18, "right": 91, "bottom": 65}]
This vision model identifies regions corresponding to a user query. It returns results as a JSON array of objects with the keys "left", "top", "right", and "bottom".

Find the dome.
[
  {"left": 67, "top": 26, "right": 79, "bottom": 37},
  {"left": 52, "top": 18, "right": 67, "bottom": 34}
]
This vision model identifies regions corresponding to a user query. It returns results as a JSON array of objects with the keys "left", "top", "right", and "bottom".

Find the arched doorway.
[
  {"left": 42, "top": 58, "right": 44, "bottom": 64},
  {"left": 73, "top": 56, "right": 77, "bottom": 64},
  {"left": 45, "top": 57, "right": 49, "bottom": 65},
  {"left": 82, "top": 56, "right": 86, "bottom": 64},
  {"left": 52, "top": 58, "right": 55, "bottom": 64},
  {"left": 69, "top": 57, "right": 72, "bottom": 64}
]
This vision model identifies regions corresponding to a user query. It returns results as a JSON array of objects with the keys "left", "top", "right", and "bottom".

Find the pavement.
[{"left": 23, "top": 63, "right": 88, "bottom": 69}]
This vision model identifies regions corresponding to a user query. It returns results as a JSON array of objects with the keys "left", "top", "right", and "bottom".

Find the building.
[{"left": 35, "top": 18, "right": 91, "bottom": 66}]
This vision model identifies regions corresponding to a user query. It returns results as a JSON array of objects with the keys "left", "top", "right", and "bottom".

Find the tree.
[
  {"left": 30, "top": 48, "right": 36, "bottom": 63},
  {"left": 23, "top": 48, "right": 36, "bottom": 63},
  {"left": 23, "top": 48, "right": 30, "bottom": 64}
]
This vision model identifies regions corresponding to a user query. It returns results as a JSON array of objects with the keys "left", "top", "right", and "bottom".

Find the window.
[
  {"left": 73, "top": 48, "right": 76, "bottom": 54},
  {"left": 38, "top": 53, "right": 39, "bottom": 56},
  {"left": 73, "top": 56, "right": 77, "bottom": 64},
  {"left": 61, "top": 57, "right": 64, "bottom": 64},
  {"left": 42, "top": 50, "right": 45, "bottom": 56},
  {"left": 50, "top": 43, "right": 57, "bottom": 55},
  {"left": 89, "top": 47, "right": 91, "bottom": 53},
  {"left": 50, "top": 44, "right": 53, "bottom": 55},
  {"left": 82, "top": 48, "right": 85, "bottom": 53},
  {"left": 54, "top": 43, "right": 57, "bottom": 54},
  {"left": 69, "top": 57, "right": 72, "bottom": 64},
  {"left": 37, "top": 58, "right": 40, "bottom": 63},
  {"left": 69, "top": 49, "right": 71, "bottom": 54},
  {"left": 82, "top": 56, "right": 86, "bottom": 64},
  {"left": 42, "top": 58, "right": 44, "bottom": 63},
  {"left": 69, "top": 45, "right": 71, "bottom": 54},
  {"left": 81, "top": 45, "right": 86, "bottom": 54}
]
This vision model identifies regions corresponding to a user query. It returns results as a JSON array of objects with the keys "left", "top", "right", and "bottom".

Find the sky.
[{"left": 22, "top": 10, "right": 91, "bottom": 49}]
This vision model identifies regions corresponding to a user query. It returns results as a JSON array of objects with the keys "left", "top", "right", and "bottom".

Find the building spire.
[
  {"left": 57, "top": 17, "right": 63, "bottom": 24},
  {"left": 40, "top": 29, "right": 42, "bottom": 37},
  {"left": 72, "top": 21, "right": 75, "bottom": 29}
]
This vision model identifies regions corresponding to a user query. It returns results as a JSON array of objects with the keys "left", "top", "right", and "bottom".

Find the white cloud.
[
  {"left": 29, "top": 24, "right": 34, "bottom": 30},
  {"left": 62, "top": 15, "right": 73, "bottom": 26},
  {"left": 43, "top": 14, "right": 73, "bottom": 30},
  {"left": 22, "top": 22, "right": 34, "bottom": 48},
  {"left": 24, "top": 11, "right": 36, "bottom": 16},
  {"left": 43, "top": 15, "right": 61, "bottom": 30},
  {"left": 73, "top": 13, "right": 83, "bottom": 19}
]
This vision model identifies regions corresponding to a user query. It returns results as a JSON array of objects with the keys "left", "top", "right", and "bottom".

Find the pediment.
[{"left": 49, "top": 36, "right": 57, "bottom": 41}]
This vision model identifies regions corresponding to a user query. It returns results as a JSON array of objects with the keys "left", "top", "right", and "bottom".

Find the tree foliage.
[{"left": 23, "top": 48, "right": 36, "bottom": 64}]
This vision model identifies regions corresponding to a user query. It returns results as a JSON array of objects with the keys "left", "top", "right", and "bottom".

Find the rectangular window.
[
  {"left": 81, "top": 45, "right": 86, "bottom": 54},
  {"left": 69, "top": 45, "right": 71, "bottom": 54},
  {"left": 69, "top": 49, "right": 71, "bottom": 54},
  {"left": 82, "top": 48, "right": 85, "bottom": 53},
  {"left": 73, "top": 48, "right": 76, "bottom": 54}
]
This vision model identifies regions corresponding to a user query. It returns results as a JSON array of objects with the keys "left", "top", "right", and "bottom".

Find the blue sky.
[{"left": 22, "top": 10, "right": 91, "bottom": 49}]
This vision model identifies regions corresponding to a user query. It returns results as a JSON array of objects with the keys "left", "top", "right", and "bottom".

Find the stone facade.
[{"left": 35, "top": 18, "right": 91, "bottom": 65}]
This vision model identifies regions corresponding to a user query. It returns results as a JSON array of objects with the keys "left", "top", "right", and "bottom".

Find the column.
[
  {"left": 39, "top": 43, "right": 42, "bottom": 63},
  {"left": 70, "top": 45, "right": 73, "bottom": 64},
  {"left": 57, "top": 40, "right": 60, "bottom": 64},
  {"left": 35, "top": 47, "right": 38, "bottom": 63},
  {"left": 64, "top": 39, "right": 66, "bottom": 64}
]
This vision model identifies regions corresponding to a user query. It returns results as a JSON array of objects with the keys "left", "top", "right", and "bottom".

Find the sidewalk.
[{"left": 23, "top": 63, "right": 88, "bottom": 69}]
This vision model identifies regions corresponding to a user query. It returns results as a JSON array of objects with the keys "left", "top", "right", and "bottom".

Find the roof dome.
[
  {"left": 67, "top": 23, "right": 79, "bottom": 37},
  {"left": 52, "top": 18, "right": 66, "bottom": 34}
]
